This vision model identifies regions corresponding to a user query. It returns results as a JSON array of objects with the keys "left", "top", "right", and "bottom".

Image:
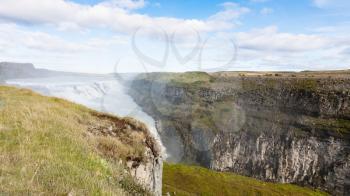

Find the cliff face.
[
  {"left": 128, "top": 72, "right": 350, "bottom": 195},
  {"left": 127, "top": 147, "right": 163, "bottom": 196},
  {"left": 87, "top": 113, "right": 163, "bottom": 195}
]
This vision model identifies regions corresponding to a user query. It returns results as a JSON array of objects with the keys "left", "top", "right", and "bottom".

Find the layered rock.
[
  {"left": 127, "top": 148, "right": 163, "bottom": 196},
  {"left": 129, "top": 72, "right": 350, "bottom": 195}
]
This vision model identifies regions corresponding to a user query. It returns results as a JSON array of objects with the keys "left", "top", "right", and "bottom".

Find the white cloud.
[
  {"left": 215, "top": 2, "right": 250, "bottom": 21},
  {"left": 0, "top": 22, "right": 134, "bottom": 73},
  {"left": 312, "top": 0, "right": 329, "bottom": 7},
  {"left": 250, "top": 0, "right": 270, "bottom": 3},
  {"left": 260, "top": 7, "right": 273, "bottom": 15},
  {"left": 229, "top": 26, "right": 350, "bottom": 71},
  {"left": 312, "top": 0, "right": 350, "bottom": 8},
  {"left": 0, "top": 0, "right": 349, "bottom": 72},
  {"left": 153, "top": 2, "right": 161, "bottom": 8},
  {"left": 0, "top": 1, "right": 254, "bottom": 73},
  {"left": 235, "top": 26, "right": 333, "bottom": 52},
  {"left": 103, "top": 0, "right": 147, "bottom": 10},
  {"left": 0, "top": 24, "right": 88, "bottom": 53},
  {"left": 310, "top": 23, "right": 350, "bottom": 38},
  {"left": 0, "top": 0, "right": 249, "bottom": 36},
  {"left": 0, "top": 23, "right": 129, "bottom": 54},
  {"left": 341, "top": 47, "right": 350, "bottom": 55},
  {"left": 2, "top": 23, "right": 349, "bottom": 72}
]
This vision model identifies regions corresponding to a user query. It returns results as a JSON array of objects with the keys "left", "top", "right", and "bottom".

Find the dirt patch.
[{"left": 87, "top": 111, "right": 161, "bottom": 163}]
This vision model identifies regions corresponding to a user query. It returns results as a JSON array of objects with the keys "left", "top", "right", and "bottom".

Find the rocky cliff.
[
  {"left": 87, "top": 113, "right": 163, "bottom": 195},
  {"left": 128, "top": 71, "right": 350, "bottom": 195}
]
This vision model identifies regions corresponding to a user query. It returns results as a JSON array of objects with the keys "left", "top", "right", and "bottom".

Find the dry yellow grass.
[{"left": 212, "top": 70, "right": 350, "bottom": 78}]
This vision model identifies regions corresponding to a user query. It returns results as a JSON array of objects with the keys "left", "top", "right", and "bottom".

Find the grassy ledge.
[
  {"left": 163, "top": 163, "right": 328, "bottom": 196},
  {"left": 0, "top": 86, "right": 154, "bottom": 195}
]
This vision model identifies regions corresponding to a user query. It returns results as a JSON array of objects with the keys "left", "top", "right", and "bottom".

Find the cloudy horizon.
[{"left": 0, "top": 0, "right": 349, "bottom": 73}]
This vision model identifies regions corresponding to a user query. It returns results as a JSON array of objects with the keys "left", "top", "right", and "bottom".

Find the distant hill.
[
  {"left": 0, "top": 62, "right": 52, "bottom": 80},
  {"left": 0, "top": 62, "right": 102, "bottom": 81}
]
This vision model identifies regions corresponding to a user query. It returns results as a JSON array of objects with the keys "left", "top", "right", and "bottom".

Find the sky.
[{"left": 0, "top": 0, "right": 350, "bottom": 73}]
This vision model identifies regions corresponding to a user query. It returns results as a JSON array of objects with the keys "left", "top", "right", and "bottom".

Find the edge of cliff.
[{"left": 0, "top": 85, "right": 162, "bottom": 195}]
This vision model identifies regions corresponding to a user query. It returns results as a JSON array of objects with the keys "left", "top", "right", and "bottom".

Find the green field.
[{"left": 163, "top": 163, "right": 328, "bottom": 196}]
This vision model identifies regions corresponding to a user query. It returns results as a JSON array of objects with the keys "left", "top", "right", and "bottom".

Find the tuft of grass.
[
  {"left": 294, "top": 79, "right": 318, "bottom": 90},
  {"left": 0, "top": 86, "right": 150, "bottom": 195},
  {"left": 163, "top": 163, "right": 328, "bottom": 196}
]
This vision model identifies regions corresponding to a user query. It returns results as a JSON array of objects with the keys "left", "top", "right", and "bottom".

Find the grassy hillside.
[
  {"left": 163, "top": 163, "right": 328, "bottom": 196},
  {"left": 0, "top": 86, "right": 154, "bottom": 195}
]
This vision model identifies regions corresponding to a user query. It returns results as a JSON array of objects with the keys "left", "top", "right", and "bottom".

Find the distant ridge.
[{"left": 0, "top": 62, "right": 100, "bottom": 81}]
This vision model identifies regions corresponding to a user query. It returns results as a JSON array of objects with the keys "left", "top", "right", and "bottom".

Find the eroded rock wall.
[
  {"left": 127, "top": 148, "right": 163, "bottom": 196},
  {"left": 129, "top": 74, "right": 350, "bottom": 195}
]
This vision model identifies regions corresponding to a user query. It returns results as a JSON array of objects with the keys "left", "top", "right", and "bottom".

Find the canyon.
[
  {"left": 128, "top": 71, "right": 350, "bottom": 195},
  {"left": 2, "top": 62, "right": 349, "bottom": 195}
]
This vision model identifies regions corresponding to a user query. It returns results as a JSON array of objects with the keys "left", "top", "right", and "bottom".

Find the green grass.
[
  {"left": 0, "top": 86, "right": 150, "bottom": 195},
  {"left": 304, "top": 116, "right": 350, "bottom": 135},
  {"left": 293, "top": 79, "right": 318, "bottom": 91},
  {"left": 137, "top": 72, "right": 213, "bottom": 85},
  {"left": 163, "top": 163, "right": 328, "bottom": 196}
]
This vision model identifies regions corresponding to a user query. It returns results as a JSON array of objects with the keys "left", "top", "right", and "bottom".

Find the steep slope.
[
  {"left": 0, "top": 86, "right": 162, "bottom": 195},
  {"left": 129, "top": 71, "right": 350, "bottom": 195},
  {"left": 163, "top": 163, "right": 327, "bottom": 196}
]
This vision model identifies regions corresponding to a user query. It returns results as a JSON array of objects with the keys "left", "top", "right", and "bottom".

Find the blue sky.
[
  {"left": 71, "top": 0, "right": 349, "bottom": 32},
  {"left": 0, "top": 0, "right": 349, "bottom": 73}
]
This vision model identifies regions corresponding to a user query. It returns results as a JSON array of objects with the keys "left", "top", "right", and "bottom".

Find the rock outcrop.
[
  {"left": 87, "top": 113, "right": 163, "bottom": 195},
  {"left": 128, "top": 72, "right": 350, "bottom": 195},
  {"left": 127, "top": 148, "right": 163, "bottom": 196}
]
